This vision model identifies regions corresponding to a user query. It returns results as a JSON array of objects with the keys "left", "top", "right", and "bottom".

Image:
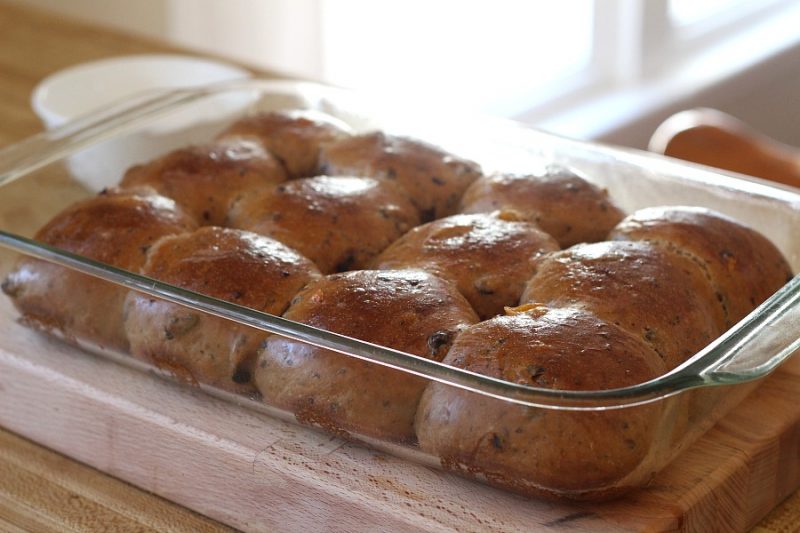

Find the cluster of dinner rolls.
[
  {"left": 414, "top": 205, "right": 790, "bottom": 499},
  {"left": 124, "top": 226, "right": 321, "bottom": 394},
  {"left": 2, "top": 187, "right": 197, "bottom": 351},
  {"left": 2, "top": 109, "right": 793, "bottom": 500}
]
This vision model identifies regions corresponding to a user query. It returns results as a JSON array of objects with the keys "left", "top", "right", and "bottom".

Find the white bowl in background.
[
  {"left": 30, "top": 54, "right": 253, "bottom": 190},
  {"left": 32, "top": 54, "right": 251, "bottom": 129}
]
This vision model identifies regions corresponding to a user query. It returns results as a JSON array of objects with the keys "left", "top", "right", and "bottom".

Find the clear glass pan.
[{"left": 1, "top": 79, "right": 798, "bottom": 500}]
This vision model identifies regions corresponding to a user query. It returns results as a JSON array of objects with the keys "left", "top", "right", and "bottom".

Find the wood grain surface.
[
  {"left": 1, "top": 2, "right": 800, "bottom": 531},
  {"left": 1, "top": 303, "right": 800, "bottom": 532},
  {"left": 0, "top": 429, "right": 230, "bottom": 533},
  {"left": 0, "top": 2, "right": 251, "bottom": 530}
]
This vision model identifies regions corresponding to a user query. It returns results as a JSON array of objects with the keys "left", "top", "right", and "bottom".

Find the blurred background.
[{"left": 7, "top": 0, "right": 800, "bottom": 148}]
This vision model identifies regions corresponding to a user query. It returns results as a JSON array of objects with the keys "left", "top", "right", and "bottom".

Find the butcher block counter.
[{"left": 1, "top": 2, "right": 800, "bottom": 531}]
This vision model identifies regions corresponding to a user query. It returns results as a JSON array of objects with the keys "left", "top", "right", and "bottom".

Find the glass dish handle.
[{"left": 676, "top": 274, "right": 800, "bottom": 384}]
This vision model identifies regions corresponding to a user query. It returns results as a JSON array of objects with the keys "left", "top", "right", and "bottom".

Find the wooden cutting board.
[
  {"left": 0, "top": 292, "right": 799, "bottom": 532},
  {"left": 0, "top": 114, "right": 797, "bottom": 533}
]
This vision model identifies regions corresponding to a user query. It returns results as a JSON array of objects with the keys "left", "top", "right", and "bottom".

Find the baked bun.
[
  {"left": 416, "top": 306, "right": 665, "bottom": 498},
  {"left": 255, "top": 269, "right": 479, "bottom": 443},
  {"left": 371, "top": 211, "right": 559, "bottom": 319},
  {"left": 521, "top": 240, "right": 726, "bottom": 368},
  {"left": 216, "top": 110, "right": 352, "bottom": 178},
  {"left": 120, "top": 137, "right": 287, "bottom": 226},
  {"left": 124, "top": 227, "right": 320, "bottom": 394},
  {"left": 1, "top": 188, "right": 197, "bottom": 351},
  {"left": 318, "top": 131, "right": 483, "bottom": 221},
  {"left": 415, "top": 305, "right": 666, "bottom": 500},
  {"left": 609, "top": 206, "right": 793, "bottom": 326},
  {"left": 228, "top": 176, "right": 420, "bottom": 273},
  {"left": 459, "top": 166, "right": 625, "bottom": 247}
]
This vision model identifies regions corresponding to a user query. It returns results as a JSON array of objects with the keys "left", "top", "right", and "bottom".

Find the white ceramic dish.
[
  {"left": 31, "top": 54, "right": 251, "bottom": 129},
  {"left": 30, "top": 55, "right": 253, "bottom": 190}
]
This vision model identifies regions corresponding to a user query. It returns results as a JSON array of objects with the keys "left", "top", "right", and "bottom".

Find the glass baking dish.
[{"left": 0, "top": 79, "right": 799, "bottom": 501}]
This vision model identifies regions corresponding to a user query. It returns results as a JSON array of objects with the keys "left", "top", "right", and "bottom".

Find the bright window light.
[
  {"left": 319, "top": 0, "right": 593, "bottom": 116},
  {"left": 668, "top": 0, "right": 750, "bottom": 25}
]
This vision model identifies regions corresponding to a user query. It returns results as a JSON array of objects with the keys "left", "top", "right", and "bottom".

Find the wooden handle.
[{"left": 649, "top": 108, "right": 800, "bottom": 189}]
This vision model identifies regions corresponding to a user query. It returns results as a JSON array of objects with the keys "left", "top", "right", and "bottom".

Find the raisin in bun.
[
  {"left": 255, "top": 269, "right": 479, "bottom": 443},
  {"left": 521, "top": 240, "right": 726, "bottom": 369},
  {"left": 371, "top": 211, "right": 558, "bottom": 319},
  {"left": 124, "top": 227, "right": 320, "bottom": 394},
  {"left": 459, "top": 166, "right": 625, "bottom": 247},
  {"left": 415, "top": 305, "right": 666, "bottom": 500},
  {"left": 1, "top": 188, "right": 197, "bottom": 351},
  {"left": 216, "top": 110, "right": 352, "bottom": 178},
  {"left": 609, "top": 206, "right": 792, "bottom": 327},
  {"left": 228, "top": 176, "right": 419, "bottom": 273},
  {"left": 318, "top": 131, "right": 483, "bottom": 221},
  {"left": 119, "top": 137, "right": 287, "bottom": 226}
]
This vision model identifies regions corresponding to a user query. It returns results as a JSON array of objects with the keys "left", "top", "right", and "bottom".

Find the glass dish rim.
[{"left": 1, "top": 78, "right": 798, "bottom": 411}]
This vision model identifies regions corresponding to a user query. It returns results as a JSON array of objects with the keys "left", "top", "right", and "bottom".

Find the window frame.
[
  {"left": 514, "top": 0, "right": 800, "bottom": 131},
  {"left": 644, "top": 0, "right": 791, "bottom": 75}
]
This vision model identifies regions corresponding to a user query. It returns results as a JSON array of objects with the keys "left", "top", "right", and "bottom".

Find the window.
[
  {"left": 319, "top": 1, "right": 594, "bottom": 117},
  {"left": 657, "top": 0, "right": 790, "bottom": 60},
  {"left": 670, "top": 0, "right": 753, "bottom": 26},
  {"left": 313, "top": 0, "right": 800, "bottom": 138},
  {"left": 46, "top": 0, "right": 799, "bottom": 141}
]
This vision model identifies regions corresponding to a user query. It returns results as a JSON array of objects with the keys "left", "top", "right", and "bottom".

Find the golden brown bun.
[
  {"left": 318, "top": 131, "right": 483, "bottom": 221},
  {"left": 216, "top": 110, "right": 352, "bottom": 178},
  {"left": 255, "top": 269, "right": 479, "bottom": 443},
  {"left": 415, "top": 306, "right": 666, "bottom": 499},
  {"left": 1, "top": 188, "right": 197, "bottom": 351},
  {"left": 119, "top": 137, "right": 287, "bottom": 226},
  {"left": 124, "top": 227, "right": 320, "bottom": 394},
  {"left": 609, "top": 206, "right": 793, "bottom": 327},
  {"left": 521, "top": 241, "right": 725, "bottom": 368},
  {"left": 371, "top": 212, "right": 559, "bottom": 319},
  {"left": 228, "top": 176, "right": 420, "bottom": 273},
  {"left": 459, "top": 166, "right": 625, "bottom": 247}
]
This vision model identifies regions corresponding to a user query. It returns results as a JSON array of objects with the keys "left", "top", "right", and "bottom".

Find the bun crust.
[
  {"left": 255, "top": 269, "right": 479, "bottom": 442},
  {"left": 229, "top": 176, "right": 420, "bottom": 273},
  {"left": 372, "top": 212, "right": 559, "bottom": 319},
  {"left": 460, "top": 167, "right": 625, "bottom": 247},
  {"left": 120, "top": 138, "right": 287, "bottom": 226},
  {"left": 217, "top": 110, "right": 352, "bottom": 178},
  {"left": 2, "top": 188, "right": 197, "bottom": 350},
  {"left": 521, "top": 240, "right": 726, "bottom": 368},
  {"left": 609, "top": 206, "right": 793, "bottom": 326},
  {"left": 124, "top": 227, "right": 320, "bottom": 393},
  {"left": 319, "top": 131, "right": 483, "bottom": 221},
  {"left": 415, "top": 307, "right": 666, "bottom": 498}
]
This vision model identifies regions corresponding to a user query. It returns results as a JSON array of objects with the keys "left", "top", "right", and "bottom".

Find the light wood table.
[
  {"left": 0, "top": 3, "right": 243, "bottom": 531},
  {"left": 1, "top": 2, "right": 799, "bottom": 531}
]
